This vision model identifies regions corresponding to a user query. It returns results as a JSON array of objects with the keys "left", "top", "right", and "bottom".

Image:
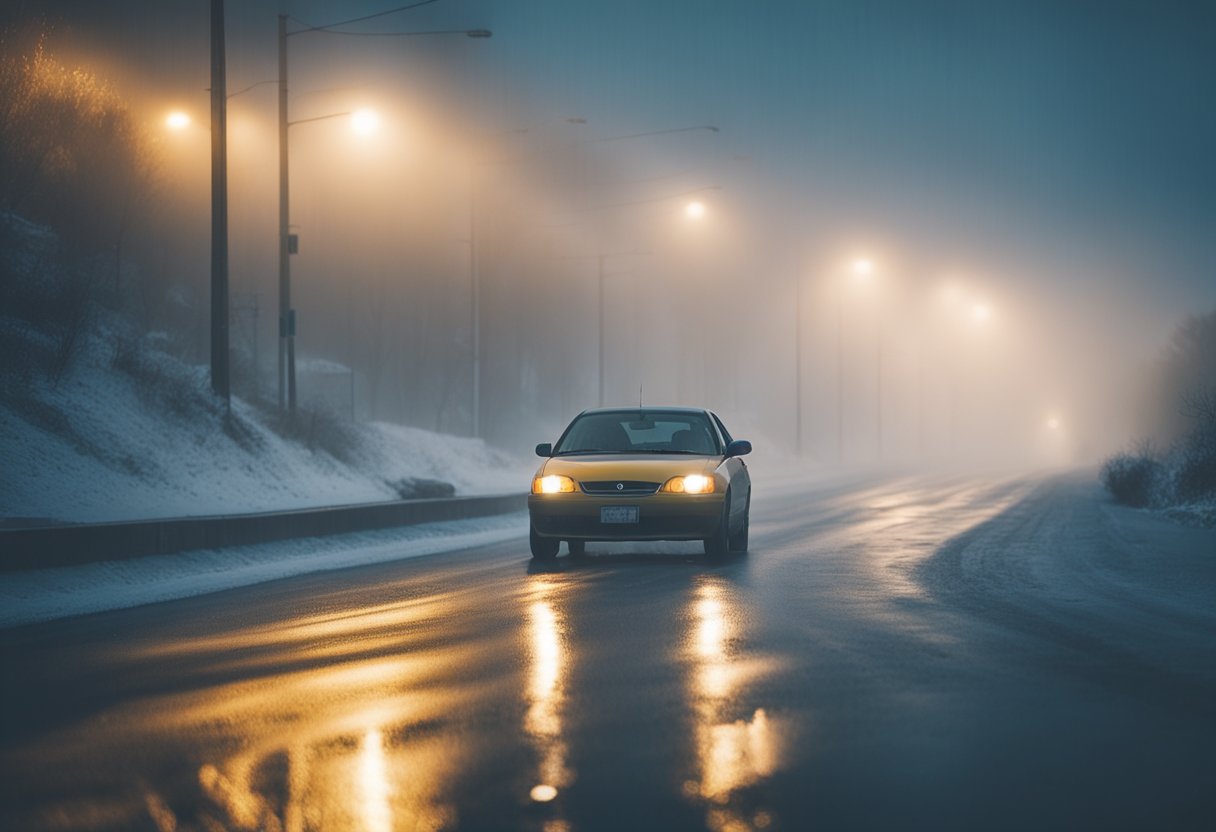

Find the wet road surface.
[{"left": 2, "top": 471, "right": 1215, "bottom": 831}]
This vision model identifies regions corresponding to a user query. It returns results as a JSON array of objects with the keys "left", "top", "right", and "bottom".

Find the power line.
[{"left": 289, "top": 0, "right": 442, "bottom": 34}]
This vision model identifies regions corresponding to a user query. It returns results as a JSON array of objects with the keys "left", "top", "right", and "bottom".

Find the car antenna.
[{"left": 638, "top": 383, "right": 643, "bottom": 408}]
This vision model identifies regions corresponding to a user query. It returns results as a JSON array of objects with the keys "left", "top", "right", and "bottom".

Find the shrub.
[
  {"left": 387, "top": 477, "right": 456, "bottom": 500},
  {"left": 1174, "top": 422, "right": 1216, "bottom": 502},
  {"left": 269, "top": 406, "right": 363, "bottom": 464},
  {"left": 1101, "top": 451, "right": 1162, "bottom": 508},
  {"left": 0, "top": 28, "right": 154, "bottom": 258}
]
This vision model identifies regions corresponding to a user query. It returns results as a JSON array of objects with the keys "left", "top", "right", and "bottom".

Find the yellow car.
[{"left": 528, "top": 407, "right": 752, "bottom": 560}]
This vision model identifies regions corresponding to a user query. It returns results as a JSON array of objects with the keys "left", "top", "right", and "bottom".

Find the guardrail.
[{"left": 0, "top": 493, "right": 527, "bottom": 572}]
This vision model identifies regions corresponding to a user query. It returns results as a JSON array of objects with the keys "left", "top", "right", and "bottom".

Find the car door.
[{"left": 711, "top": 412, "right": 750, "bottom": 528}]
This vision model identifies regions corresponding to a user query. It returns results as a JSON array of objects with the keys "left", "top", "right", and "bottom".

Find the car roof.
[{"left": 575, "top": 406, "right": 712, "bottom": 417}]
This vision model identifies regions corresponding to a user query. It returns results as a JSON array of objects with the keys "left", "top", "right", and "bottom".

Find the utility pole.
[
  {"left": 794, "top": 273, "right": 802, "bottom": 457},
  {"left": 597, "top": 254, "right": 605, "bottom": 408},
  {"left": 836, "top": 286, "right": 844, "bottom": 464},
  {"left": 209, "top": 0, "right": 230, "bottom": 406},
  {"left": 275, "top": 14, "right": 489, "bottom": 416},
  {"left": 277, "top": 14, "right": 295, "bottom": 414},
  {"left": 470, "top": 182, "right": 480, "bottom": 437}
]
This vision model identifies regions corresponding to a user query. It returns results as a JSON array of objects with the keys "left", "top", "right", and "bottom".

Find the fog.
[{"left": 6, "top": 0, "right": 1214, "bottom": 468}]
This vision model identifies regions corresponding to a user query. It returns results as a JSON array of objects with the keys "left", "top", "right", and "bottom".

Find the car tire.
[
  {"left": 729, "top": 499, "right": 749, "bottom": 553},
  {"left": 530, "top": 524, "right": 559, "bottom": 560},
  {"left": 567, "top": 540, "right": 586, "bottom": 558},
  {"left": 703, "top": 491, "right": 731, "bottom": 560}
]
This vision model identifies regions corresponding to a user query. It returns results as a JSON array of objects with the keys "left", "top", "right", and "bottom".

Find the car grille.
[{"left": 580, "top": 480, "right": 661, "bottom": 496}]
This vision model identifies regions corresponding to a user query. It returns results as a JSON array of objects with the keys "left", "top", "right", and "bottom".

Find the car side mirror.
[
  {"left": 535, "top": 442, "right": 553, "bottom": 457},
  {"left": 725, "top": 439, "right": 752, "bottom": 458}
]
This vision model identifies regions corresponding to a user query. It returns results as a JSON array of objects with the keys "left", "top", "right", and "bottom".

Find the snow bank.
[
  {"left": 0, "top": 335, "right": 530, "bottom": 523},
  {"left": 0, "top": 512, "right": 529, "bottom": 628},
  {"left": 0, "top": 214, "right": 530, "bottom": 525}
]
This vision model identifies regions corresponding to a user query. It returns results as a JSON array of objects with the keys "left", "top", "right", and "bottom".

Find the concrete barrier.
[{"left": 0, "top": 493, "right": 527, "bottom": 572}]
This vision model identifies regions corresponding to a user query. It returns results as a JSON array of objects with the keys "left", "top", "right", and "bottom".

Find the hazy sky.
[
  {"left": 9, "top": 0, "right": 1216, "bottom": 457},
  {"left": 10, "top": 0, "right": 1213, "bottom": 331}
]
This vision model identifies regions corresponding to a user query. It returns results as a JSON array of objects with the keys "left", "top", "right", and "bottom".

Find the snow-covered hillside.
[{"left": 0, "top": 215, "right": 529, "bottom": 525}]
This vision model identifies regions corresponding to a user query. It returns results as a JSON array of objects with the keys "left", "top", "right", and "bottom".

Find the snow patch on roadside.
[
  {"left": 0, "top": 512, "right": 528, "bottom": 628},
  {"left": 0, "top": 313, "right": 530, "bottom": 523}
]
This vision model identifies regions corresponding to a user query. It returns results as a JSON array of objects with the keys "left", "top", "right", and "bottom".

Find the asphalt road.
[{"left": 2, "top": 470, "right": 1214, "bottom": 831}]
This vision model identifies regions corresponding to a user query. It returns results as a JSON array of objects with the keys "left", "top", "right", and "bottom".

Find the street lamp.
[
  {"left": 834, "top": 256, "right": 879, "bottom": 463},
  {"left": 792, "top": 255, "right": 879, "bottom": 461},
  {"left": 165, "top": 111, "right": 191, "bottom": 130},
  {"left": 351, "top": 108, "right": 381, "bottom": 135},
  {"left": 591, "top": 186, "right": 720, "bottom": 406},
  {"left": 944, "top": 291, "right": 995, "bottom": 457},
  {"left": 276, "top": 11, "right": 491, "bottom": 414},
  {"left": 469, "top": 117, "right": 587, "bottom": 438},
  {"left": 278, "top": 104, "right": 378, "bottom": 411}
]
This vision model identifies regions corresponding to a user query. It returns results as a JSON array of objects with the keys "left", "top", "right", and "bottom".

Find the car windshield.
[{"left": 554, "top": 411, "right": 721, "bottom": 455}]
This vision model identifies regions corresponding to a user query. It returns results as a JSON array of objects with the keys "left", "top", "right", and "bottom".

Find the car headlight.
[
  {"left": 533, "top": 474, "right": 576, "bottom": 494},
  {"left": 660, "top": 474, "right": 714, "bottom": 494}
]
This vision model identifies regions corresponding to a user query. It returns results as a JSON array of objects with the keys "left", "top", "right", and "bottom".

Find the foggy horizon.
[{"left": 3, "top": 0, "right": 1214, "bottom": 466}]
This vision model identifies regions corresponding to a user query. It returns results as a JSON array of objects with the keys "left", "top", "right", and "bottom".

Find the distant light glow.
[
  {"left": 351, "top": 108, "right": 381, "bottom": 135},
  {"left": 971, "top": 303, "right": 992, "bottom": 324},
  {"left": 530, "top": 784, "right": 558, "bottom": 802},
  {"left": 165, "top": 111, "right": 191, "bottom": 131},
  {"left": 1046, "top": 416, "right": 1061, "bottom": 430},
  {"left": 852, "top": 258, "right": 874, "bottom": 276},
  {"left": 684, "top": 200, "right": 706, "bottom": 220}
]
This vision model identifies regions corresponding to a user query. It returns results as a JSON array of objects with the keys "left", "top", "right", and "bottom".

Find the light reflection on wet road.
[{"left": 2, "top": 471, "right": 1214, "bottom": 830}]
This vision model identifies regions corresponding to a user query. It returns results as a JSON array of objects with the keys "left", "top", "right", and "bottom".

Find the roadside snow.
[
  {"left": 0, "top": 316, "right": 530, "bottom": 524},
  {"left": 0, "top": 511, "right": 529, "bottom": 628}
]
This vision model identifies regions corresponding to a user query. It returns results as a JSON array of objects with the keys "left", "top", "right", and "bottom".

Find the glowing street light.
[
  {"left": 971, "top": 302, "right": 992, "bottom": 325},
  {"left": 276, "top": 9, "right": 491, "bottom": 414},
  {"left": 831, "top": 255, "right": 881, "bottom": 463},
  {"left": 469, "top": 117, "right": 587, "bottom": 438},
  {"left": 792, "top": 255, "right": 880, "bottom": 462},
  {"left": 351, "top": 108, "right": 381, "bottom": 135},
  {"left": 684, "top": 200, "right": 707, "bottom": 221},
  {"left": 165, "top": 110, "right": 191, "bottom": 131}
]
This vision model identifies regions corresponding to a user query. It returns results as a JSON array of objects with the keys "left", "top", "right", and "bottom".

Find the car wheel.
[
  {"left": 567, "top": 540, "right": 586, "bottom": 558},
  {"left": 729, "top": 500, "right": 749, "bottom": 553},
  {"left": 703, "top": 491, "right": 731, "bottom": 560},
  {"left": 530, "top": 524, "right": 559, "bottom": 560}
]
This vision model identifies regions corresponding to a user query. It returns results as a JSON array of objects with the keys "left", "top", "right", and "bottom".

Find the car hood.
[{"left": 538, "top": 454, "right": 720, "bottom": 482}]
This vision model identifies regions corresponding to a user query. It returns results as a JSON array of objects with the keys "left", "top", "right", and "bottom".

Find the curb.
[{"left": 0, "top": 493, "right": 527, "bottom": 572}]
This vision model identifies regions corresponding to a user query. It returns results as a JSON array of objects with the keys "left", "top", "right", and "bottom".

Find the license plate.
[{"left": 600, "top": 505, "right": 640, "bottom": 524}]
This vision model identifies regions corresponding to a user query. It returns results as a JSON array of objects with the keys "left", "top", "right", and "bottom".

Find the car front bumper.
[{"left": 528, "top": 492, "right": 725, "bottom": 541}]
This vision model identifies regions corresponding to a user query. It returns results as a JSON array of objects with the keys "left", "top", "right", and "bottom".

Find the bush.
[
  {"left": 387, "top": 477, "right": 456, "bottom": 500},
  {"left": 1174, "top": 422, "right": 1216, "bottom": 502},
  {"left": 1101, "top": 451, "right": 1162, "bottom": 508},
  {"left": 0, "top": 28, "right": 154, "bottom": 257},
  {"left": 269, "top": 406, "right": 363, "bottom": 464}
]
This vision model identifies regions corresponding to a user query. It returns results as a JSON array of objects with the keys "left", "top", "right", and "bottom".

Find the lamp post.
[
  {"left": 595, "top": 251, "right": 649, "bottom": 407},
  {"left": 794, "top": 270, "right": 803, "bottom": 457},
  {"left": 593, "top": 188, "right": 715, "bottom": 407},
  {"left": 277, "top": 11, "right": 491, "bottom": 414},
  {"left": 470, "top": 117, "right": 586, "bottom": 438},
  {"left": 210, "top": 0, "right": 229, "bottom": 407},
  {"left": 836, "top": 257, "right": 874, "bottom": 464}
]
